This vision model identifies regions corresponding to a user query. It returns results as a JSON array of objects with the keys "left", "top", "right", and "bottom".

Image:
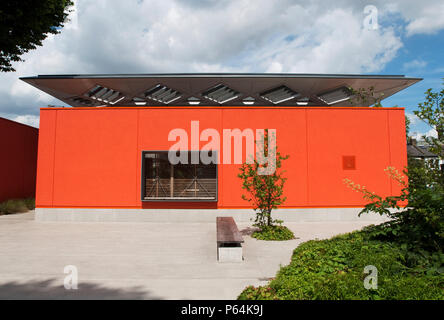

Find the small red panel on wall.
[{"left": 342, "top": 156, "right": 356, "bottom": 170}]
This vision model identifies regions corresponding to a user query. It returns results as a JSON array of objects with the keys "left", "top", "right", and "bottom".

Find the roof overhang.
[{"left": 20, "top": 73, "right": 422, "bottom": 108}]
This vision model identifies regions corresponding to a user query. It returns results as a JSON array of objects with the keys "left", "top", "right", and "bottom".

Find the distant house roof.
[
  {"left": 407, "top": 144, "right": 439, "bottom": 159},
  {"left": 20, "top": 73, "right": 421, "bottom": 108}
]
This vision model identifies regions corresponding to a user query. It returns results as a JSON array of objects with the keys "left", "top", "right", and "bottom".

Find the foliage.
[
  {"left": 238, "top": 286, "right": 279, "bottom": 300},
  {"left": 238, "top": 129, "right": 289, "bottom": 228},
  {"left": 344, "top": 167, "right": 444, "bottom": 251},
  {"left": 251, "top": 225, "right": 295, "bottom": 241},
  {"left": 238, "top": 230, "right": 444, "bottom": 300},
  {"left": 0, "top": 1, "right": 73, "bottom": 72},
  {"left": 413, "top": 82, "right": 444, "bottom": 156},
  {"left": 343, "top": 84, "right": 444, "bottom": 252},
  {"left": 0, "top": 198, "right": 34, "bottom": 214},
  {"left": 348, "top": 86, "right": 384, "bottom": 107},
  {"left": 23, "top": 197, "right": 35, "bottom": 210},
  {"left": 405, "top": 115, "right": 411, "bottom": 142}
]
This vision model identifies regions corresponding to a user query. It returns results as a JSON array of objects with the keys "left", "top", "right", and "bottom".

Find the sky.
[{"left": 0, "top": 0, "right": 443, "bottom": 138}]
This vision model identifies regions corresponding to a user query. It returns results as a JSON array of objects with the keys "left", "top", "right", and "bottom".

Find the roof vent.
[
  {"left": 202, "top": 84, "right": 240, "bottom": 104},
  {"left": 144, "top": 84, "right": 182, "bottom": 104},
  {"left": 317, "top": 86, "right": 353, "bottom": 105},
  {"left": 86, "top": 85, "right": 124, "bottom": 105},
  {"left": 260, "top": 85, "right": 300, "bottom": 104}
]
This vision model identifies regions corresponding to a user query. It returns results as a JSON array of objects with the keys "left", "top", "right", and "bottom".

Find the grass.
[
  {"left": 238, "top": 227, "right": 444, "bottom": 300},
  {"left": 0, "top": 198, "right": 35, "bottom": 215}
]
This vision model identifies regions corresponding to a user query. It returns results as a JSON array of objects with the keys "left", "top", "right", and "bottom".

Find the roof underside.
[{"left": 20, "top": 73, "right": 421, "bottom": 108}]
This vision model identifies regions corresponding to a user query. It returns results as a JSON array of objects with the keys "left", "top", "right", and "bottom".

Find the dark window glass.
[{"left": 143, "top": 151, "right": 217, "bottom": 201}]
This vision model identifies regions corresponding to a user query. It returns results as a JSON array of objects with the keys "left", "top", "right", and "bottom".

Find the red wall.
[
  {"left": 36, "top": 106, "right": 407, "bottom": 209},
  {"left": 0, "top": 117, "right": 39, "bottom": 202}
]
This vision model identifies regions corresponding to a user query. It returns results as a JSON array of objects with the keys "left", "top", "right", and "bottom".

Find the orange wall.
[
  {"left": 0, "top": 118, "right": 39, "bottom": 202},
  {"left": 36, "top": 106, "right": 407, "bottom": 209}
]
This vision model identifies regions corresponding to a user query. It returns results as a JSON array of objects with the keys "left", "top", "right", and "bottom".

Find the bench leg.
[{"left": 217, "top": 243, "right": 243, "bottom": 262}]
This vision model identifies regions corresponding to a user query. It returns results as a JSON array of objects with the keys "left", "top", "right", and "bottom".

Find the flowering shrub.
[{"left": 344, "top": 166, "right": 443, "bottom": 252}]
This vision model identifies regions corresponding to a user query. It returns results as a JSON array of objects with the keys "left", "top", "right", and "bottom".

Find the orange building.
[
  {"left": 21, "top": 74, "right": 420, "bottom": 221},
  {"left": 0, "top": 117, "right": 38, "bottom": 203}
]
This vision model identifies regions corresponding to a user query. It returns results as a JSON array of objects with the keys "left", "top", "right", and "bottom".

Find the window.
[{"left": 141, "top": 151, "right": 217, "bottom": 201}]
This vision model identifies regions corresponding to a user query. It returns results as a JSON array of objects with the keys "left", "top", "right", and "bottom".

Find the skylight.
[
  {"left": 202, "top": 84, "right": 240, "bottom": 104},
  {"left": 317, "top": 86, "right": 353, "bottom": 105},
  {"left": 86, "top": 85, "right": 125, "bottom": 104},
  {"left": 260, "top": 85, "right": 300, "bottom": 104},
  {"left": 144, "top": 84, "right": 182, "bottom": 104},
  {"left": 86, "top": 85, "right": 124, "bottom": 104}
]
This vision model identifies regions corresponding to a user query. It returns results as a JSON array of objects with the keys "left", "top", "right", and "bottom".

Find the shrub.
[
  {"left": 23, "top": 197, "right": 35, "bottom": 210},
  {"left": 238, "top": 230, "right": 444, "bottom": 300},
  {"left": 251, "top": 225, "right": 295, "bottom": 241},
  {"left": 238, "top": 286, "right": 279, "bottom": 300},
  {"left": 0, "top": 198, "right": 34, "bottom": 214},
  {"left": 345, "top": 166, "right": 444, "bottom": 252}
]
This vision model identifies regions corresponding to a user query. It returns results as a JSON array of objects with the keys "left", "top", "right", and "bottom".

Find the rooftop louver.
[
  {"left": 86, "top": 85, "right": 124, "bottom": 105},
  {"left": 317, "top": 86, "right": 353, "bottom": 105},
  {"left": 260, "top": 85, "right": 300, "bottom": 104},
  {"left": 202, "top": 84, "right": 240, "bottom": 104},
  {"left": 144, "top": 84, "right": 182, "bottom": 104}
]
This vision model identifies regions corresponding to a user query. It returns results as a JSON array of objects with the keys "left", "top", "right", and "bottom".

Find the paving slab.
[{"left": 0, "top": 211, "right": 381, "bottom": 299}]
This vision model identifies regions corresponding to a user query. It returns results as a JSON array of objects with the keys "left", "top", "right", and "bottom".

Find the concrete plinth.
[
  {"left": 35, "top": 207, "right": 390, "bottom": 223},
  {"left": 217, "top": 245, "right": 243, "bottom": 263}
]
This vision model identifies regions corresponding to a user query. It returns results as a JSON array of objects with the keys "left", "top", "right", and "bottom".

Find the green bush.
[
  {"left": 0, "top": 198, "right": 35, "bottom": 214},
  {"left": 238, "top": 230, "right": 444, "bottom": 300},
  {"left": 251, "top": 225, "right": 295, "bottom": 241},
  {"left": 345, "top": 166, "right": 444, "bottom": 252},
  {"left": 23, "top": 197, "right": 35, "bottom": 210}
]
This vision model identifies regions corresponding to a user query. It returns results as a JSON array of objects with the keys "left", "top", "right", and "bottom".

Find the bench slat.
[{"left": 216, "top": 217, "right": 244, "bottom": 243}]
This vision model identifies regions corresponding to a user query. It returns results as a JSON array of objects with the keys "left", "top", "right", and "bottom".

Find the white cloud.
[
  {"left": 406, "top": 112, "right": 420, "bottom": 126},
  {"left": 411, "top": 128, "right": 438, "bottom": 141},
  {"left": 404, "top": 3, "right": 444, "bottom": 36},
  {"left": 1, "top": 0, "right": 444, "bottom": 124},
  {"left": 10, "top": 115, "right": 40, "bottom": 128},
  {"left": 403, "top": 59, "right": 427, "bottom": 71}
]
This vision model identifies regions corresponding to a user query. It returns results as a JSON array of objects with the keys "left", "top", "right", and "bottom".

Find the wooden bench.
[{"left": 216, "top": 217, "right": 244, "bottom": 262}]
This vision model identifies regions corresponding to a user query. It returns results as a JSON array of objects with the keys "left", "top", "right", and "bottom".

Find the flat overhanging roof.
[{"left": 20, "top": 73, "right": 421, "bottom": 108}]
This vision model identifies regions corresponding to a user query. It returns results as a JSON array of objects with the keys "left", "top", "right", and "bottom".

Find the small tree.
[
  {"left": 414, "top": 81, "right": 444, "bottom": 158},
  {"left": 348, "top": 86, "right": 384, "bottom": 107},
  {"left": 238, "top": 129, "right": 289, "bottom": 228}
]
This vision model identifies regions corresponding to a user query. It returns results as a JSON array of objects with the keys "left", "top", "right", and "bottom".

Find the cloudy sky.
[{"left": 1, "top": 0, "right": 443, "bottom": 138}]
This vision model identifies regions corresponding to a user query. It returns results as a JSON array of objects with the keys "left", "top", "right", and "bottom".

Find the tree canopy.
[{"left": 0, "top": 0, "right": 73, "bottom": 72}]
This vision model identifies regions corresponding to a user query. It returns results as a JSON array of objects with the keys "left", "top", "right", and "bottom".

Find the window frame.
[{"left": 141, "top": 150, "right": 218, "bottom": 202}]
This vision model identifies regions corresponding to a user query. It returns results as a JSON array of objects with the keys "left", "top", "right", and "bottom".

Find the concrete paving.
[{"left": 0, "top": 211, "right": 382, "bottom": 299}]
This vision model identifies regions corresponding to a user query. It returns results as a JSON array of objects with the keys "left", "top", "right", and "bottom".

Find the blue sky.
[
  {"left": 381, "top": 29, "right": 444, "bottom": 137},
  {"left": 0, "top": 0, "right": 442, "bottom": 136}
]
